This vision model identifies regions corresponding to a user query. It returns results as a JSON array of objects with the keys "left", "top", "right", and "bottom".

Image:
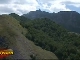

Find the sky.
[{"left": 0, "top": 0, "right": 80, "bottom": 15}]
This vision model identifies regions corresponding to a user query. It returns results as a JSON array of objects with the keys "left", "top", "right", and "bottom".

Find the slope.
[
  {"left": 23, "top": 10, "right": 80, "bottom": 33},
  {"left": 20, "top": 18, "right": 80, "bottom": 60},
  {"left": 0, "top": 15, "right": 58, "bottom": 59}
]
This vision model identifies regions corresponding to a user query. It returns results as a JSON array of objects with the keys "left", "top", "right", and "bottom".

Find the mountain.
[
  {"left": 23, "top": 9, "right": 51, "bottom": 20},
  {"left": 22, "top": 18, "right": 80, "bottom": 60},
  {"left": 0, "top": 15, "right": 58, "bottom": 59},
  {"left": 23, "top": 10, "right": 80, "bottom": 33},
  {"left": 9, "top": 13, "right": 80, "bottom": 60}
]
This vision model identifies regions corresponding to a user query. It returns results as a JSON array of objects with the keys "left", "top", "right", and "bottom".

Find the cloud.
[
  {"left": 0, "top": 4, "right": 15, "bottom": 15},
  {"left": 61, "top": 0, "right": 80, "bottom": 7},
  {"left": 0, "top": 0, "right": 39, "bottom": 15},
  {"left": 66, "top": 4, "right": 80, "bottom": 13},
  {"left": 38, "top": 0, "right": 71, "bottom": 13},
  {"left": 13, "top": 4, "right": 38, "bottom": 15},
  {"left": 0, "top": 0, "right": 15, "bottom": 4},
  {"left": 0, "top": 0, "right": 80, "bottom": 15},
  {"left": 0, "top": 0, "right": 11, "bottom": 4},
  {"left": 0, "top": 6, "right": 14, "bottom": 13}
]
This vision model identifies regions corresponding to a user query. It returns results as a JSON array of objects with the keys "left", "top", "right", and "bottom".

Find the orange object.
[{"left": 0, "top": 49, "right": 13, "bottom": 59}]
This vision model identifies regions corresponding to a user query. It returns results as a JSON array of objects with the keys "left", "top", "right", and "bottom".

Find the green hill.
[
  {"left": 0, "top": 15, "right": 58, "bottom": 59},
  {"left": 19, "top": 18, "right": 80, "bottom": 60},
  {"left": 10, "top": 13, "right": 80, "bottom": 60}
]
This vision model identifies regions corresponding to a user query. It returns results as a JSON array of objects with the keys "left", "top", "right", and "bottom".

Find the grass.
[{"left": 0, "top": 15, "right": 58, "bottom": 59}]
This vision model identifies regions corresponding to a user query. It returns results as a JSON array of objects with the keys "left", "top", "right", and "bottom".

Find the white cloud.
[
  {"left": 0, "top": 0, "right": 39, "bottom": 15},
  {"left": 0, "top": 0, "right": 80, "bottom": 15},
  {"left": 61, "top": 0, "right": 80, "bottom": 7},
  {"left": 38, "top": 0, "right": 71, "bottom": 13},
  {"left": 13, "top": 4, "right": 38, "bottom": 15}
]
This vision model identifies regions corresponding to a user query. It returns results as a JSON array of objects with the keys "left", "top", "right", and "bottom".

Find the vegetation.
[
  {"left": 20, "top": 18, "right": 80, "bottom": 60},
  {"left": 23, "top": 10, "right": 80, "bottom": 33},
  {"left": 10, "top": 13, "right": 80, "bottom": 60},
  {"left": 0, "top": 37, "right": 8, "bottom": 49},
  {"left": 0, "top": 14, "right": 58, "bottom": 59},
  {"left": 30, "top": 54, "right": 36, "bottom": 60}
]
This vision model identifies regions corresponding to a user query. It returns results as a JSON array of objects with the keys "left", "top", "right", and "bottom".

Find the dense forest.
[{"left": 10, "top": 13, "right": 80, "bottom": 60}]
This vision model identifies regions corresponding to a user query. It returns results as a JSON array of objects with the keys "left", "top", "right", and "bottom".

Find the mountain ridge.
[
  {"left": 9, "top": 13, "right": 80, "bottom": 60},
  {"left": 23, "top": 10, "right": 80, "bottom": 33}
]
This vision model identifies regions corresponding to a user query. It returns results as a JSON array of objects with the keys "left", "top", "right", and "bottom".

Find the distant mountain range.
[{"left": 23, "top": 10, "right": 80, "bottom": 33}]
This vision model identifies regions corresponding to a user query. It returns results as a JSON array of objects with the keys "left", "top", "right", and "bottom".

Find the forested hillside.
[
  {"left": 24, "top": 18, "right": 80, "bottom": 60},
  {"left": 23, "top": 10, "right": 80, "bottom": 33},
  {"left": 10, "top": 13, "right": 80, "bottom": 60}
]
